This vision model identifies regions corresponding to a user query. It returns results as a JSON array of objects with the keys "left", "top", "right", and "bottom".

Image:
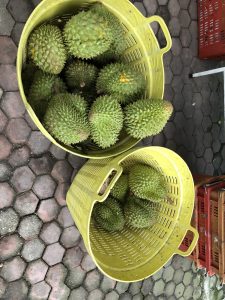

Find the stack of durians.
[{"left": 24, "top": 3, "right": 173, "bottom": 150}]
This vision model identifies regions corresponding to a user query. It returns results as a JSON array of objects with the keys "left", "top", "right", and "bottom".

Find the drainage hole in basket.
[{"left": 98, "top": 170, "right": 117, "bottom": 196}]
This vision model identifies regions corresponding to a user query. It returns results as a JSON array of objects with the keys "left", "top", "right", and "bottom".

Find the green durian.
[
  {"left": 65, "top": 60, "right": 98, "bottom": 90},
  {"left": 89, "top": 95, "right": 123, "bottom": 149},
  {"left": 124, "top": 99, "right": 173, "bottom": 139},
  {"left": 95, "top": 48, "right": 117, "bottom": 65},
  {"left": 111, "top": 174, "right": 129, "bottom": 202},
  {"left": 44, "top": 94, "right": 90, "bottom": 145},
  {"left": 63, "top": 10, "right": 113, "bottom": 59},
  {"left": 93, "top": 197, "right": 125, "bottom": 232},
  {"left": 22, "top": 63, "right": 37, "bottom": 95},
  {"left": 28, "top": 24, "right": 67, "bottom": 74},
  {"left": 124, "top": 196, "right": 158, "bottom": 229},
  {"left": 96, "top": 63, "right": 145, "bottom": 96},
  {"left": 129, "top": 164, "right": 167, "bottom": 202}
]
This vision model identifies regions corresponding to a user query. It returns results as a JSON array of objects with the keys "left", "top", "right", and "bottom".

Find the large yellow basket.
[
  {"left": 17, "top": 0, "right": 172, "bottom": 159},
  {"left": 67, "top": 147, "right": 199, "bottom": 282}
]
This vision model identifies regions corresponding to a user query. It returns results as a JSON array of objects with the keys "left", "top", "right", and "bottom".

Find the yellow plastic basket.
[
  {"left": 17, "top": 0, "right": 172, "bottom": 159},
  {"left": 67, "top": 146, "right": 199, "bottom": 282}
]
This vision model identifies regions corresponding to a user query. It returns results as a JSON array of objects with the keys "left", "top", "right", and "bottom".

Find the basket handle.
[
  {"left": 145, "top": 15, "right": 172, "bottom": 55},
  {"left": 176, "top": 226, "right": 199, "bottom": 256}
]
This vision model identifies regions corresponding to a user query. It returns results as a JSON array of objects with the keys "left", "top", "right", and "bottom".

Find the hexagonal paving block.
[
  {"left": 0, "top": 5, "right": 15, "bottom": 35},
  {"left": 21, "top": 238, "right": 45, "bottom": 262},
  {"left": 49, "top": 144, "right": 66, "bottom": 160},
  {"left": 163, "top": 265, "right": 175, "bottom": 283},
  {"left": 58, "top": 206, "right": 74, "bottom": 228},
  {"left": 55, "top": 183, "right": 69, "bottom": 206},
  {"left": 88, "top": 289, "right": 104, "bottom": 300},
  {"left": 0, "top": 234, "right": 23, "bottom": 260},
  {"left": 141, "top": 277, "right": 154, "bottom": 296},
  {"left": 0, "top": 65, "right": 18, "bottom": 91},
  {"left": 171, "top": 37, "right": 182, "bottom": 56},
  {"left": 174, "top": 282, "right": 185, "bottom": 298},
  {"left": 60, "top": 225, "right": 80, "bottom": 248},
  {"left": 0, "top": 256, "right": 26, "bottom": 282},
  {"left": 14, "top": 191, "right": 39, "bottom": 216},
  {"left": 63, "top": 247, "right": 83, "bottom": 271},
  {"left": 29, "top": 154, "right": 54, "bottom": 175},
  {"left": 171, "top": 56, "right": 183, "bottom": 75},
  {"left": 173, "top": 268, "right": 185, "bottom": 284},
  {"left": 164, "top": 281, "right": 176, "bottom": 297},
  {"left": 152, "top": 279, "right": 165, "bottom": 297},
  {"left": 0, "top": 208, "right": 19, "bottom": 235},
  {"left": 0, "top": 277, "right": 7, "bottom": 298},
  {"left": 6, "top": 118, "right": 31, "bottom": 144},
  {"left": 0, "top": 37, "right": 17, "bottom": 64},
  {"left": 116, "top": 282, "right": 129, "bottom": 294},
  {"left": 49, "top": 283, "right": 70, "bottom": 300},
  {"left": 0, "top": 161, "right": 12, "bottom": 182},
  {"left": 180, "top": 28, "right": 192, "bottom": 47},
  {"left": 11, "top": 166, "right": 35, "bottom": 193},
  {"left": 193, "top": 286, "right": 202, "bottom": 299},
  {"left": 134, "top": 2, "right": 146, "bottom": 16},
  {"left": 183, "top": 270, "right": 193, "bottom": 286},
  {"left": 40, "top": 221, "right": 62, "bottom": 244},
  {"left": 11, "top": 22, "right": 25, "bottom": 46},
  {"left": 37, "top": 198, "right": 59, "bottom": 222},
  {"left": 29, "top": 281, "right": 51, "bottom": 300},
  {"left": 69, "top": 287, "right": 88, "bottom": 300},
  {"left": 24, "top": 111, "right": 38, "bottom": 130},
  {"left": 2, "top": 279, "right": 28, "bottom": 300},
  {"left": 33, "top": 175, "right": 56, "bottom": 199},
  {"left": 51, "top": 160, "right": 73, "bottom": 183},
  {"left": 129, "top": 281, "right": 142, "bottom": 295},
  {"left": 43, "top": 242, "right": 65, "bottom": 266},
  {"left": 168, "top": 0, "right": 180, "bottom": 16},
  {"left": 8, "top": 145, "right": 30, "bottom": 168},
  {"left": 168, "top": 17, "right": 181, "bottom": 37},
  {"left": 0, "top": 109, "right": 7, "bottom": 133},
  {"left": 101, "top": 276, "right": 116, "bottom": 293},
  {"left": 84, "top": 269, "right": 101, "bottom": 292},
  {"left": 18, "top": 214, "right": 42, "bottom": 240},
  {"left": 143, "top": 0, "right": 157, "bottom": 15},
  {"left": 28, "top": 131, "right": 51, "bottom": 155},
  {"left": 66, "top": 266, "right": 86, "bottom": 289},
  {"left": 7, "top": 0, "right": 34, "bottom": 22},
  {"left": 2, "top": 92, "right": 25, "bottom": 118},
  {"left": 0, "top": 135, "right": 12, "bottom": 160},
  {"left": 105, "top": 291, "right": 119, "bottom": 300},
  {"left": 0, "top": 182, "right": 14, "bottom": 208},
  {"left": 183, "top": 285, "right": 194, "bottom": 299},
  {"left": 25, "top": 259, "right": 48, "bottom": 284},
  {"left": 68, "top": 154, "right": 87, "bottom": 170},
  {"left": 119, "top": 292, "right": 132, "bottom": 300},
  {"left": 46, "top": 263, "right": 68, "bottom": 288},
  {"left": 81, "top": 253, "right": 96, "bottom": 272},
  {"left": 189, "top": 0, "right": 197, "bottom": 20},
  {"left": 179, "top": 10, "right": 191, "bottom": 28}
]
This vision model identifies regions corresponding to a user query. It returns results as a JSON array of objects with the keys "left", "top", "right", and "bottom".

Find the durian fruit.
[
  {"left": 129, "top": 164, "right": 167, "bottom": 202},
  {"left": 89, "top": 95, "right": 123, "bottom": 149},
  {"left": 93, "top": 197, "right": 125, "bottom": 232},
  {"left": 96, "top": 63, "right": 145, "bottom": 96},
  {"left": 63, "top": 10, "right": 113, "bottom": 59},
  {"left": 28, "top": 24, "right": 67, "bottom": 74},
  {"left": 28, "top": 70, "right": 66, "bottom": 118},
  {"left": 22, "top": 63, "right": 37, "bottom": 95},
  {"left": 111, "top": 174, "right": 129, "bottom": 202},
  {"left": 95, "top": 48, "right": 117, "bottom": 65},
  {"left": 44, "top": 94, "right": 90, "bottom": 145},
  {"left": 124, "top": 196, "right": 158, "bottom": 229},
  {"left": 124, "top": 99, "right": 173, "bottom": 139},
  {"left": 65, "top": 60, "right": 98, "bottom": 90}
]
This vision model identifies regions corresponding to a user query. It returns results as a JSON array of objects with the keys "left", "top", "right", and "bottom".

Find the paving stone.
[
  {"left": 69, "top": 287, "right": 88, "bottom": 300},
  {"left": 182, "top": 270, "right": 193, "bottom": 286},
  {"left": 2, "top": 92, "right": 25, "bottom": 118},
  {"left": 101, "top": 276, "right": 116, "bottom": 293},
  {"left": 189, "top": 0, "right": 197, "bottom": 20},
  {"left": 40, "top": 221, "right": 62, "bottom": 244},
  {"left": 49, "top": 284, "right": 70, "bottom": 300},
  {"left": 46, "top": 263, "right": 68, "bottom": 288},
  {"left": 0, "top": 37, "right": 17, "bottom": 64},
  {"left": 29, "top": 155, "right": 54, "bottom": 176},
  {"left": 174, "top": 282, "right": 185, "bottom": 298},
  {"left": 143, "top": 0, "right": 157, "bottom": 15},
  {"left": 11, "top": 22, "right": 25, "bottom": 45},
  {"left": 29, "top": 281, "right": 51, "bottom": 300},
  {"left": 1, "top": 256, "right": 26, "bottom": 282},
  {"left": 183, "top": 285, "right": 194, "bottom": 299},
  {"left": 134, "top": 2, "right": 146, "bottom": 16},
  {"left": 133, "top": 294, "right": 144, "bottom": 300},
  {"left": 37, "top": 198, "right": 59, "bottom": 222},
  {"left": 162, "top": 265, "right": 175, "bottom": 282},
  {"left": 0, "top": 135, "right": 12, "bottom": 160},
  {"left": 51, "top": 160, "right": 73, "bottom": 184},
  {"left": 168, "top": 17, "right": 181, "bottom": 37},
  {"left": 66, "top": 266, "right": 86, "bottom": 289},
  {"left": 168, "top": 0, "right": 180, "bottom": 16},
  {"left": 179, "top": 10, "right": 191, "bottom": 28},
  {"left": 28, "top": 131, "right": 51, "bottom": 155},
  {"left": 88, "top": 289, "right": 104, "bottom": 300},
  {"left": 193, "top": 286, "right": 202, "bottom": 299},
  {"left": 84, "top": 269, "right": 101, "bottom": 292},
  {"left": 158, "top": 0, "right": 168, "bottom": 4},
  {"left": 165, "top": 281, "right": 176, "bottom": 297},
  {"left": 171, "top": 56, "right": 183, "bottom": 75},
  {"left": 0, "top": 65, "right": 18, "bottom": 91},
  {"left": 157, "top": 5, "right": 170, "bottom": 23},
  {"left": 165, "top": 66, "right": 173, "bottom": 85},
  {"left": 0, "top": 161, "right": 11, "bottom": 181},
  {"left": 54, "top": 183, "right": 69, "bottom": 206},
  {"left": 119, "top": 293, "right": 132, "bottom": 300},
  {"left": 0, "top": 7, "right": 15, "bottom": 35},
  {"left": 0, "top": 278, "right": 7, "bottom": 298},
  {"left": 43, "top": 242, "right": 65, "bottom": 266},
  {"left": 8, "top": 146, "right": 30, "bottom": 167},
  {"left": 180, "top": 28, "right": 192, "bottom": 47},
  {"left": 14, "top": 191, "right": 39, "bottom": 216},
  {"left": 21, "top": 238, "right": 45, "bottom": 262},
  {"left": 63, "top": 247, "right": 83, "bottom": 269},
  {"left": 171, "top": 37, "right": 182, "bottom": 56},
  {"left": 116, "top": 282, "right": 130, "bottom": 294},
  {"left": 49, "top": 145, "right": 66, "bottom": 160},
  {"left": 0, "top": 234, "right": 23, "bottom": 262},
  {"left": 141, "top": 277, "right": 154, "bottom": 296},
  {"left": 0, "top": 110, "right": 7, "bottom": 133},
  {"left": 6, "top": 118, "right": 31, "bottom": 144},
  {"left": 181, "top": 258, "right": 193, "bottom": 271},
  {"left": 58, "top": 206, "right": 74, "bottom": 227},
  {"left": 68, "top": 154, "right": 87, "bottom": 170},
  {"left": 7, "top": 0, "right": 34, "bottom": 22},
  {"left": 152, "top": 267, "right": 164, "bottom": 281},
  {"left": 24, "top": 111, "right": 39, "bottom": 130},
  {"left": 2, "top": 279, "right": 28, "bottom": 300},
  {"left": 33, "top": 175, "right": 56, "bottom": 199},
  {"left": 25, "top": 259, "right": 48, "bottom": 284},
  {"left": 60, "top": 225, "right": 80, "bottom": 248},
  {"left": 105, "top": 291, "right": 119, "bottom": 300},
  {"left": 129, "top": 281, "right": 142, "bottom": 295},
  {"left": 0, "top": 182, "right": 14, "bottom": 208},
  {"left": 11, "top": 166, "right": 35, "bottom": 193},
  {"left": 18, "top": 214, "right": 42, "bottom": 240},
  {"left": 152, "top": 279, "right": 165, "bottom": 297},
  {"left": 0, "top": 208, "right": 19, "bottom": 235}
]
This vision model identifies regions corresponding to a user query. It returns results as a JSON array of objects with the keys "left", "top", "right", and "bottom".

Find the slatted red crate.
[{"left": 198, "top": 0, "right": 225, "bottom": 59}]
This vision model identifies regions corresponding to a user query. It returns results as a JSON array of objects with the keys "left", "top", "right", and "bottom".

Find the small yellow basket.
[
  {"left": 67, "top": 146, "right": 199, "bottom": 282},
  {"left": 17, "top": 0, "right": 172, "bottom": 159}
]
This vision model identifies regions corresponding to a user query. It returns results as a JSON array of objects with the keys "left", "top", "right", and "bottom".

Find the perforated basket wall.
[
  {"left": 17, "top": 0, "right": 172, "bottom": 159},
  {"left": 67, "top": 147, "right": 198, "bottom": 282}
]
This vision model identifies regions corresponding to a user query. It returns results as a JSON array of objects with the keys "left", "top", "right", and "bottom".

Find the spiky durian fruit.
[
  {"left": 65, "top": 61, "right": 98, "bottom": 90},
  {"left": 95, "top": 48, "right": 117, "bottom": 65},
  {"left": 96, "top": 63, "right": 145, "bottom": 96},
  {"left": 129, "top": 164, "right": 167, "bottom": 202},
  {"left": 28, "top": 24, "right": 67, "bottom": 74},
  {"left": 44, "top": 94, "right": 90, "bottom": 145},
  {"left": 63, "top": 10, "right": 113, "bottom": 59},
  {"left": 89, "top": 95, "right": 123, "bottom": 149},
  {"left": 124, "top": 196, "right": 158, "bottom": 229},
  {"left": 93, "top": 197, "right": 125, "bottom": 232},
  {"left": 124, "top": 99, "right": 173, "bottom": 139},
  {"left": 111, "top": 174, "right": 129, "bottom": 202}
]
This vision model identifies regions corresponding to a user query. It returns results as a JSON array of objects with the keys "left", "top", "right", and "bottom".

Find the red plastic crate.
[{"left": 198, "top": 0, "right": 225, "bottom": 59}]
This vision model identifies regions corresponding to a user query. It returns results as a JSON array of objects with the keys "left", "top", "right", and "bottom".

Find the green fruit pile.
[
  {"left": 93, "top": 163, "right": 167, "bottom": 232},
  {"left": 24, "top": 3, "right": 173, "bottom": 149}
]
